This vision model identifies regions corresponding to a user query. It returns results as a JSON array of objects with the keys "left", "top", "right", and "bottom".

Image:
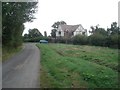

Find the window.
[
  {"left": 59, "top": 31, "right": 61, "bottom": 35},
  {"left": 82, "top": 32, "right": 85, "bottom": 35},
  {"left": 72, "top": 32, "right": 74, "bottom": 35}
]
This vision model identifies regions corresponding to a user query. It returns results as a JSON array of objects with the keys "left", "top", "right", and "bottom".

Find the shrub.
[
  {"left": 72, "top": 34, "right": 88, "bottom": 45},
  {"left": 88, "top": 34, "right": 107, "bottom": 46},
  {"left": 108, "top": 34, "right": 119, "bottom": 48},
  {"left": 23, "top": 36, "right": 49, "bottom": 42}
]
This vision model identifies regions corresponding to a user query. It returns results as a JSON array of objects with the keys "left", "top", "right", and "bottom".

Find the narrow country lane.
[{"left": 2, "top": 43, "right": 40, "bottom": 88}]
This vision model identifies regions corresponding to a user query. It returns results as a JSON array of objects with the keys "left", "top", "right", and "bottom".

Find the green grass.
[
  {"left": 2, "top": 46, "right": 23, "bottom": 62},
  {"left": 37, "top": 43, "right": 119, "bottom": 88}
]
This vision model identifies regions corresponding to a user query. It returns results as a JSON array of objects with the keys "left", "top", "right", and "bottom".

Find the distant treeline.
[{"left": 23, "top": 28, "right": 49, "bottom": 42}]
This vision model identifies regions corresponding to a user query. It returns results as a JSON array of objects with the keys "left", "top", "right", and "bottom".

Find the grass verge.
[
  {"left": 2, "top": 45, "right": 23, "bottom": 62},
  {"left": 37, "top": 43, "right": 119, "bottom": 88}
]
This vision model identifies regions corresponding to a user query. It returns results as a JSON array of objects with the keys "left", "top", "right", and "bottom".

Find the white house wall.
[
  {"left": 56, "top": 31, "right": 59, "bottom": 36},
  {"left": 73, "top": 31, "right": 82, "bottom": 36},
  {"left": 73, "top": 26, "right": 84, "bottom": 36},
  {"left": 56, "top": 31, "right": 64, "bottom": 37},
  {"left": 61, "top": 31, "right": 64, "bottom": 36}
]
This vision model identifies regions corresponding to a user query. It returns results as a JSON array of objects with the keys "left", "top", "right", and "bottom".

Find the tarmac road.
[{"left": 2, "top": 43, "right": 40, "bottom": 88}]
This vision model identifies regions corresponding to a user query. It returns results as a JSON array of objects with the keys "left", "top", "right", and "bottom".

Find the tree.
[
  {"left": 89, "top": 22, "right": 119, "bottom": 48},
  {"left": 89, "top": 25, "right": 107, "bottom": 46},
  {"left": 106, "top": 22, "right": 119, "bottom": 48},
  {"left": 51, "top": 29, "right": 57, "bottom": 38},
  {"left": 2, "top": 2, "right": 38, "bottom": 48},
  {"left": 89, "top": 25, "right": 107, "bottom": 35},
  {"left": 89, "top": 33, "right": 107, "bottom": 46},
  {"left": 23, "top": 28, "right": 44, "bottom": 42},
  {"left": 28, "top": 28, "right": 42, "bottom": 38},
  {"left": 24, "top": 33, "right": 29, "bottom": 39},
  {"left": 51, "top": 21, "right": 66, "bottom": 29},
  {"left": 107, "top": 22, "right": 120, "bottom": 35}
]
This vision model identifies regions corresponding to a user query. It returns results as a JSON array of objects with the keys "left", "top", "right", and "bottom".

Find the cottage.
[{"left": 56, "top": 24, "right": 87, "bottom": 38}]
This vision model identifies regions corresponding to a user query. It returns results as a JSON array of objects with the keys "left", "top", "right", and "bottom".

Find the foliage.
[
  {"left": 23, "top": 36, "right": 48, "bottom": 42},
  {"left": 107, "top": 34, "right": 119, "bottom": 48},
  {"left": 107, "top": 22, "right": 120, "bottom": 35},
  {"left": 2, "top": 2, "right": 38, "bottom": 48},
  {"left": 2, "top": 46, "right": 22, "bottom": 62},
  {"left": 51, "top": 21, "right": 67, "bottom": 29},
  {"left": 106, "top": 22, "right": 119, "bottom": 48},
  {"left": 72, "top": 34, "right": 88, "bottom": 45},
  {"left": 28, "top": 28, "right": 43, "bottom": 38},
  {"left": 90, "top": 25, "right": 108, "bottom": 36},
  {"left": 23, "top": 28, "right": 45, "bottom": 42},
  {"left": 51, "top": 29, "right": 57, "bottom": 38},
  {"left": 88, "top": 33, "right": 107, "bottom": 46}
]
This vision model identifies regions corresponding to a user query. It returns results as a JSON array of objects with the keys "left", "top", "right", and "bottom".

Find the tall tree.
[
  {"left": 107, "top": 22, "right": 120, "bottom": 35},
  {"left": 2, "top": 2, "right": 38, "bottom": 47},
  {"left": 51, "top": 29, "right": 57, "bottom": 38},
  {"left": 107, "top": 22, "right": 119, "bottom": 48},
  {"left": 89, "top": 25, "right": 107, "bottom": 35},
  {"left": 89, "top": 25, "right": 107, "bottom": 46},
  {"left": 28, "top": 28, "right": 43, "bottom": 38}
]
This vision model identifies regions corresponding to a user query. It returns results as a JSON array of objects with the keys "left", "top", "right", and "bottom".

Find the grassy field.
[{"left": 37, "top": 43, "right": 119, "bottom": 88}]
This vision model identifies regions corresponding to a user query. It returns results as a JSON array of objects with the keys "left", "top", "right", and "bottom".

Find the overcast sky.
[{"left": 23, "top": 0, "right": 119, "bottom": 36}]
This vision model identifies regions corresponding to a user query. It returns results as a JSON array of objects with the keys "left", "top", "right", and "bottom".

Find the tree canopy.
[
  {"left": 28, "top": 28, "right": 43, "bottom": 38},
  {"left": 23, "top": 28, "right": 49, "bottom": 42},
  {"left": 52, "top": 21, "right": 67, "bottom": 29},
  {"left": 107, "top": 22, "right": 120, "bottom": 35},
  {"left": 2, "top": 2, "right": 38, "bottom": 48},
  {"left": 88, "top": 22, "right": 119, "bottom": 48}
]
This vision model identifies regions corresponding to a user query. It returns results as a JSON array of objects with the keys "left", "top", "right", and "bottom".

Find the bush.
[
  {"left": 88, "top": 34, "right": 107, "bottom": 46},
  {"left": 107, "top": 34, "right": 119, "bottom": 48},
  {"left": 72, "top": 34, "right": 88, "bottom": 45},
  {"left": 55, "top": 37, "right": 66, "bottom": 43},
  {"left": 23, "top": 36, "right": 49, "bottom": 42}
]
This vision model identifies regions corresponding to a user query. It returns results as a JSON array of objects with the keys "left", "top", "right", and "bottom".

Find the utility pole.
[{"left": 118, "top": 1, "right": 120, "bottom": 28}]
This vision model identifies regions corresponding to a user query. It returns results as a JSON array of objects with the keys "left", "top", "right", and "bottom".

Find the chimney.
[{"left": 44, "top": 31, "right": 47, "bottom": 37}]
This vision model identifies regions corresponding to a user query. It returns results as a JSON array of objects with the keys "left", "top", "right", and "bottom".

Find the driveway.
[{"left": 2, "top": 43, "right": 40, "bottom": 88}]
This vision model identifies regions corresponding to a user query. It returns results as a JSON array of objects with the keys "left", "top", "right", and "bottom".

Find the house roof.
[{"left": 59, "top": 24, "right": 82, "bottom": 32}]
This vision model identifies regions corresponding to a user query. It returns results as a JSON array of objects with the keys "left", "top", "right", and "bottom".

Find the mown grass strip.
[
  {"left": 50, "top": 44, "right": 119, "bottom": 72},
  {"left": 37, "top": 43, "right": 119, "bottom": 88}
]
